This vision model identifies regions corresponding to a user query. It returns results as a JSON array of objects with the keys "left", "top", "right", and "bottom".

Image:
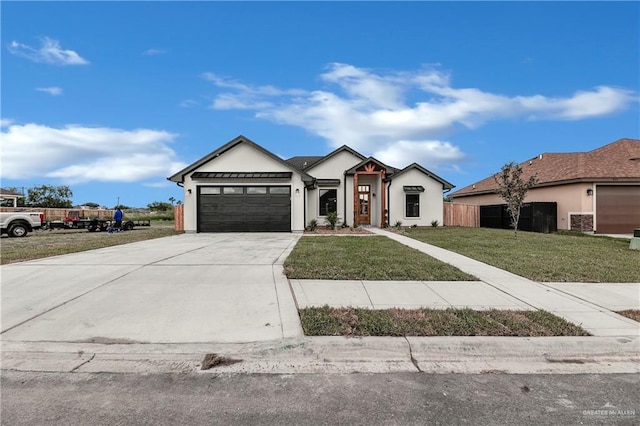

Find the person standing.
[{"left": 113, "top": 207, "right": 123, "bottom": 229}]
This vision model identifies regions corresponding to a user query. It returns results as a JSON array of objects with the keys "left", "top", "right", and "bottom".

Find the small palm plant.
[{"left": 325, "top": 211, "right": 341, "bottom": 230}]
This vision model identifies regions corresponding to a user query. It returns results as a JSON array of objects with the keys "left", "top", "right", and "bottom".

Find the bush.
[
  {"left": 394, "top": 220, "right": 403, "bottom": 229},
  {"left": 325, "top": 211, "right": 341, "bottom": 230},
  {"left": 431, "top": 220, "right": 439, "bottom": 227},
  {"left": 308, "top": 219, "right": 318, "bottom": 232}
]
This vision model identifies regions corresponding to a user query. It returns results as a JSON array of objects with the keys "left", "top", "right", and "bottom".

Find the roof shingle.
[{"left": 451, "top": 138, "right": 640, "bottom": 197}]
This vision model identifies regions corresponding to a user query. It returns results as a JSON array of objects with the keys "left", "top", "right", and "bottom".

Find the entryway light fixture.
[
  {"left": 188, "top": 189, "right": 192, "bottom": 194},
  {"left": 586, "top": 188, "right": 593, "bottom": 196}
]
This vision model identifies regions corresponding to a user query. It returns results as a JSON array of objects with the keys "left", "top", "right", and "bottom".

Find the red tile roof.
[{"left": 451, "top": 138, "right": 640, "bottom": 197}]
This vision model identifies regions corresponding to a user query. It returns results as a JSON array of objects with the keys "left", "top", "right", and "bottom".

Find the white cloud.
[
  {"left": 203, "top": 72, "right": 307, "bottom": 110},
  {"left": 144, "top": 48, "right": 166, "bottom": 56},
  {"left": 179, "top": 99, "right": 200, "bottom": 108},
  {"left": 8, "top": 38, "right": 89, "bottom": 65},
  {"left": 0, "top": 118, "right": 13, "bottom": 128},
  {"left": 203, "top": 63, "right": 637, "bottom": 169},
  {"left": 373, "top": 140, "right": 465, "bottom": 169},
  {"left": 0, "top": 122, "right": 187, "bottom": 182},
  {"left": 143, "top": 181, "right": 173, "bottom": 188},
  {"left": 36, "top": 86, "right": 63, "bottom": 96}
]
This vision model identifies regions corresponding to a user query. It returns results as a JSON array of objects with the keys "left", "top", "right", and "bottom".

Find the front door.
[{"left": 358, "top": 185, "right": 370, "bottom": 225}]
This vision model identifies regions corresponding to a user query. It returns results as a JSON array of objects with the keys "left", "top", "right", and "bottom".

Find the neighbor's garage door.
[
  {"left": 198, "top": 186, "right": 291, "bottom": 232},
  {"left": 596, "top": 185, "right": 640, "bottom": 234}
]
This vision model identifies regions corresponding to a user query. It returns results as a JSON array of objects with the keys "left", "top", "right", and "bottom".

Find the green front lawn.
[
  {"left": 283, "top": 236, "right": 475, "bottom": 281},
  {"left": 405, "top": 227, "right": 640, "bottom": 283},
  {"left": 1, "top": 222, "right": 180, "bottom": 265},
  {"left": 300, "top": 306, "right": 590, "bottom": 337}
]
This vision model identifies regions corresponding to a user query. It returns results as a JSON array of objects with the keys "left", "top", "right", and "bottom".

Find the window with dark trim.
[
  {"left": 319, "top": 189, "right": 337, "bottom": 216},
  {"left": 405, "top": 194, "right": 420, "bottom": 217}
]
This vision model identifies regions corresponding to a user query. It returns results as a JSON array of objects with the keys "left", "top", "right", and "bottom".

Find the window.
[
  {"left": 319, "top": 189, "right": 337, "bottom": 216},
  {"left": 223, "top": 187, "right": 244, "bottom": 194},
  {"left": 269, "top": 187, "right": 290, "bottom": 194},
  {"left": 406, "top": 194, "right": 420, "bottom": 217},
  {"left": 200, "top": 187, "right": 221, "bottom": 195},
  {"left": 246, "top": 187, "right": 267, "bottom": 194}
]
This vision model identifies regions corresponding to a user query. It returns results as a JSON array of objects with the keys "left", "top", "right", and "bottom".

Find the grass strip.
[
  {"left": 300, "top": 306, "right": 590, "bottom": 337},
  {"left": 404, "top": 227, "right": 640, "bottom": 283},
  {"left": 284, "top": 236, "right": 475, "bottom": 281}
]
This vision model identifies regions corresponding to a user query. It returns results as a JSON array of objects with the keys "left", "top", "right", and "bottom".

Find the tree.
[
  {"left": 25, "top": 185, "right": 73, "bottom": 208},
  {"left": 81, "top": 202, "right": 100, "bottom": 208},
  {"left": 147, "top": 201, "right": 173, "bottom": 212},
  {"left": 168, "top": 197, "right": 176, "bottom": 205},
  {"left": 494, "top": 162, "right": 538, "bottom": 237}
]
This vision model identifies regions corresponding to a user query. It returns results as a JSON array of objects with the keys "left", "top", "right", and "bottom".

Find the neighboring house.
[
  {"left": 168, "top": 135, "right": 454, "bottom": 233},
  {"left": 449, "top": 138, "right": 640, "bottom": 234},
  {"left": 0, "top": 188, "right": 24, "bottom": 207}
]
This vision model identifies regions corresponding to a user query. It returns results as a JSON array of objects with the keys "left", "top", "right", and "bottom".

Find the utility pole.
[{"left": 117, "top": 196, "right": 120, "bottom": 208}]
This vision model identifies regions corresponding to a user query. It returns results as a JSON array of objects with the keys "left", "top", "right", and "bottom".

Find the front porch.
[{"left": 350, "top": 159, "right": 389, "bottom": 228}]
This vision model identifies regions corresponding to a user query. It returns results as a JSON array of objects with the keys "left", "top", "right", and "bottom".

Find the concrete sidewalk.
[{"left": 291, "top": 280, "right": 534, "bottom": 310}]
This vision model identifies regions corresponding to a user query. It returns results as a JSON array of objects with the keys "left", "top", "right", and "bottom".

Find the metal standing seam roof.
[
  {"left": 316, "top": 179, "right": 341, "bottom": 187},
  {"left": 403, "top": 185, "right": 425, "bottom": 192},
  {"left": 191, "top": 172, "right": 293, "bottom": 179}
]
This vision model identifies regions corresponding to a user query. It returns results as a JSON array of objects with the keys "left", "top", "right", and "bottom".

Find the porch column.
[{"left": 353, "top": 172, "right": 359, "bottom": 226}]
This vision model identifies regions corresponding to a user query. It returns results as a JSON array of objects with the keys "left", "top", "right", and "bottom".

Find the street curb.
[{"left": 3, "top": 336, "right": 638, "bottom": 375}]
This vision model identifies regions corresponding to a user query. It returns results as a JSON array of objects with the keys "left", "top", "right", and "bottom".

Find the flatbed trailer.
[{"left": 46, "top": 219, "right": 151, "bottom": 232}]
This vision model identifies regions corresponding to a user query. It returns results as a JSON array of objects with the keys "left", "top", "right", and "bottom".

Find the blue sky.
[{"left": 2, "top": 1, "right": 638, "bottom": 208}]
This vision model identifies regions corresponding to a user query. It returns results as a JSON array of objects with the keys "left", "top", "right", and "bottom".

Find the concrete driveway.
[{"left": 1, "top": 233, "right": 303, "bottom": 343}]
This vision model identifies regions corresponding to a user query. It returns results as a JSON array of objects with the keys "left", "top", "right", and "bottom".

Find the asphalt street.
[{"left": 2, "top": 371, "right": 638, "bottom": 425}]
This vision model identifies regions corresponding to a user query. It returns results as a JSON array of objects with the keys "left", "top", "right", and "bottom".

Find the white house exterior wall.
[
  {"left": 388, "top": 168, "right": 445, "bottom": 226},
  {"left": 305, "top": 150, "right": 363, "bottom": 226},
  {"left": 181, "top": 142, "right": 306, "bottom": 232}
]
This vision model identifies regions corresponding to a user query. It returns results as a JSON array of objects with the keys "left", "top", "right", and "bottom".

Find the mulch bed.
[{"left": 304, "top": 226, "right": 372, "bottom": 235}]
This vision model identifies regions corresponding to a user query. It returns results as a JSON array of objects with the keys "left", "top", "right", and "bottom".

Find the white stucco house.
[{"left": 168, "top": 135, "right": 454, "bottom": 233}]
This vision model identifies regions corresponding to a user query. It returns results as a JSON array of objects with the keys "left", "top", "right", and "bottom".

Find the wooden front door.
[{"left": 358, "top": 185, "right": 370, "bottom": 225}]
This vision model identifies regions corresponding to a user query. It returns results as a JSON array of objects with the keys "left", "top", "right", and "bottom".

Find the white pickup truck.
[{"left": 0, "top": 211, "right": 44, "bottom": 237}]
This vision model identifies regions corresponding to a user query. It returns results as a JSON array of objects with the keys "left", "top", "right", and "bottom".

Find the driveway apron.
[{"left": 1, "top": 233, "right": 303, "bottom": 343}]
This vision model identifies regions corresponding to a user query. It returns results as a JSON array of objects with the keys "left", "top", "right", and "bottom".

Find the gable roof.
[
  {"left": 451, "top": 138, "right": 640, "bottom": 197},
  {"left": 391, "top": 163, "right": 455, "bottom": 190},
  {"left": 345, "top": 156, "right": 396, "bottom": 175},
  {"left": 168, "top": 135, "right": 313, "bottom": 183}
]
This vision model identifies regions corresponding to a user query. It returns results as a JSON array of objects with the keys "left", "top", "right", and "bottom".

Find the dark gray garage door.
[
  {"left": 596, "top": 185, "right": 640, "bottom": 234},
  {"left": 197, "top": 186, "right": 291, "bottom": 232}
]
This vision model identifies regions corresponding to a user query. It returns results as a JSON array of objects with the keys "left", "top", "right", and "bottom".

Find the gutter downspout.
[{"left": 343, "top": 171, "right": 348, "bottom": 226}]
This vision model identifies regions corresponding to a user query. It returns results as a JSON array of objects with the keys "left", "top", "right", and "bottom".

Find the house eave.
[{"left": 167, "top": 135, "right": 314, "bottom": 184}]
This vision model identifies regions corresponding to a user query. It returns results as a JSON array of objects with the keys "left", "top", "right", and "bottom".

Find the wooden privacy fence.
[
  {"left": 173, "top": 204, "right": 184, "bottom": 231},
  {"left": 443, "top": 202, "right": 480, "bottom": 227},
  {"left": 0, "top": 207, "right": 115, "bottom": 221}
]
